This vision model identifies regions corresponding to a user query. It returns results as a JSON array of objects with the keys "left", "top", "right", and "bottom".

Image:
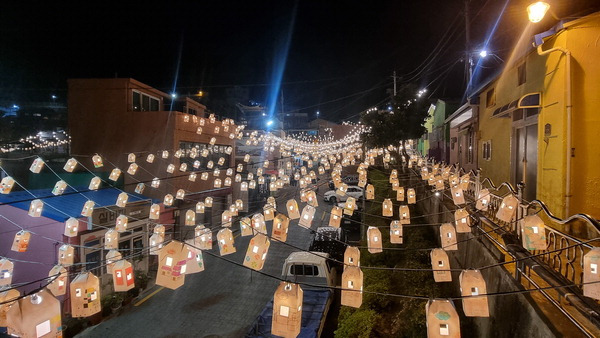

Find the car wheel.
[{"left": 330, "top": 197, "right": 337, "bottom": 204}]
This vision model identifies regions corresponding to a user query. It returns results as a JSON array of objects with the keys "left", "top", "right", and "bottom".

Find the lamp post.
[{"left": 528, "top": 1, "right": 573, "bottom": 217}]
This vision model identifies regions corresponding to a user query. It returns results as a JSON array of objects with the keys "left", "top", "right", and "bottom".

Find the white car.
[{"left": 323, "top": 186, "right": 364, "bottom": 204}]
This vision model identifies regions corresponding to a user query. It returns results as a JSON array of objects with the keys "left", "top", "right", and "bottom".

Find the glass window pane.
[
  {"left": 142, "top": 94, "right": 150, "bottom": 111},
  {"left": 150, "top": 98, "right": 159, "bottom": 111},
  {"left": 133, "top": 92, "right": 141, "bottom": 111}
]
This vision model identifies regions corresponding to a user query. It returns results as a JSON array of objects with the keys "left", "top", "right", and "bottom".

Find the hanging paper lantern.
[
  {"left": 11, "top": 230, "right": 31, "bottom": 252},
  {"left": 389, "top": 169, "right": 398, "bottom": 182},
  {"left": 243, "top": 234, "right": 270, "bottom": 271},
  {"left": 113, "top": 260, "right": 135, "bottom": 292},
  {"left": 183, "top": 210, "right": 195, "bottom": 226},
  {"left": 146, "top": 153, "right": 155, "bottom": 163},
  {"left": 390, "top": 220, "right": 403, "bottom": 244},
  {"left": 365, "top": 184, "right": 374, "bottom": 200},
  {"left": 435, "top": 176, "right": 445, "bottom": 191},
  {"left": 174, "top": 150, "right": 183, "bottom": 158},
  {"left": 382, "top": 199, "right": 393, "bottom": 217},
  {"left": 240, "top": 217, "right": 253, "bottom": 237},
  {"left": 426, "top": 299, "right": 460, "bottom": 337},
  {"left": 164, "top": 194, "right": 174, "bottom": 206},
  {"left": 454, "top": 209, "right": 471, "bottom": 233},
  {"left": 344, "top": 197, "right": 357, "bottom": 216},
  {"left": 109, "top": 168, "right": 121, "bottom": 181},
  {"left": 286, "top": 199, "right": 300, "bottom": 219},
  {"left": 240, "top": 181, "right": 248, "bottom": 191},
  {"left": 209, "top": 137, "right": 216, "bottom": 145},
  {"left": 272, "top": 214, "right": 290, "bottom": 242},
  {"left": 179, "top": 163, "right": 187, "bottom": 172},
  {"left": 244, "top": 154, "right": 251, "bottom": 162},
  {"left": 106, "top": 249, "right": 122, "bottom": 274},
  {"left": 222, "top": 210, "right": 233, "bottom": 227},
  {"left": 299, "top": 205, "right": 316, "bottom": 228},
  {"left": 396, "top": 187, "right": 405, "bottom": 202},
  {"left": 205, "top": 197, "right": 213, "bottom": 207},
  {"left": 214, "top": 178, "right": 222, "bottom": 188},
  {"left": 450, "top": 187, "right": 465, "bottom": 206},
  {"left": 217, "top": 228, "right": 236, "bottom": 256},
  {"left": 52, "top": 180, "right": 67, "bottom": 196},
  {"left": 341, "top": 266, "right": 363, "bottom": 308},
  {"left": 237, "top": 163, "right": 244, "bottom": 172},
  {"left": 440, "top": 223, "right": 458, "bottom": 251},
  {"left": 460, "top": 174, "right": 470, "bottom": 190},
  {"left": 81, "top": 200, "right": 95, "bottom": 216},
  {"left": 367, "top": 226, "right": 383, "bottom": 253},
  {"left": 329, "top": 206, "right": 343, "bottom": 228},
  {"left": 176, "top": 189, "right": 185, "bottom": 200},
  {"left": 263, "top": 204, "right": 275, "bottom": 221},
  {"left": 156, "top": 241, "right": 188, "bottom": 290},
  {"left": 583, "top": 248, "right": 600, "bottom": 300},
  {"left": 28, "top": 199, "right": 43, "bottom": 217},
  {"left": 64, "top": 217, "right": 79, "bottom": 237},
  {"left": 150, "top": 204, "right": 161, "bottom": 219},
  {"left": 399, "top": 205, "right": 410, "bottom": 224},
  {"left": 6, "top": 290, "right": 61, "bottom": 337},
  {"left": 58, "top": 244, "right": 75, "bottom": 266},
  {"left": 0, "top": 176, "right": 15, "bottom": 194},
  {"left": 135, "top": 183, "right": 145, "bottom": 194},
  {"left": 496, "top": 194, "right": 519, "bottom": 223},
  {"left": 47, "top": 265, "right": 67, "bottom": 297},
  {"left": 430, "top": 249, "right": 452, "bottom": 282},
  {"left": 200, "top": 172, "right": 209, "bottom": 181},
  {"left": 306, "top": 190, "right": 318, "bottom": 207},
  {"left": 29, "top": 158, "right": 45, "bottom": 173},
  {"left": 149, "top": 233, "right": 164, "bottom": 255},
  {"left": 116, "top": 192, "right": 128, "bottom": 207},
  {"left": 184, "top": 243, "right": 205, "bottom": 274},
  {"left": 189, "top": 173, "right": 197, "bottom": 182},
  {"left": 0, "top": 259, "right": 14, "bottom": 286},
  {"left": 127, "top": 163, "right": 139, "bottom": 175},
  {"left": 151, "top": 177, "right": 161, "bottom": 188},
  {"left": 92, "top": 154, "right": 103, "bottom": 167},
  {"left": 344, "top": 246, "right": 360, "bottom": 270},
  {"left": 407, "top": 188, "right": 416, "bottom": 204},
  {"left": 252, "top": 214, "right": 267, "bottom": 234},
  {"left": 337, "top": 183, "right": 348, "bottom": 196},
  {"left": 272, "top": 282, "right": 303, "bottom": 337},
  {"left": 70, "top": 272, "right": 101, "bottom": 317},
  {"left": 520, "top": 214, "right": 547, "bottom": 251},
  {"left": 166, "top": 164, "right": 175, "bottom": 174},
  {"left": 391, "top": 179, "right": 400, "bottom": 192},
  {"left": 460, "top": 270, "right": 490, "bottom": 317},
  {"left": 197, "top": 225, "right": 212, "bottom": 250},
  {"left": 105, "top": 229, "right": 119, "bottom": 249}
]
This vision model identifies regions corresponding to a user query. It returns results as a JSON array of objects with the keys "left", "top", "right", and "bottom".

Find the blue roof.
[{"left": 0, "top": 187, "right": 150, "bottom": 222}]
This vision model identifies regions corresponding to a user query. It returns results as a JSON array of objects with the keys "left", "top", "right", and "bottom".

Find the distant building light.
[
  {"left": 266, "top": 120, "right": 274, "bottom": 126},
  {"left": 479, "top": 50, "right": 488, "bottom": 58},
  {"left": 51, "top": 95, "right": 57, "bottom": 99},
  {"left": 171, "top": 93, "right": 177, "bottom": 99}
]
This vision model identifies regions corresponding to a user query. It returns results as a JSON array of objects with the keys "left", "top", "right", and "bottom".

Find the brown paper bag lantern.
[
  {"left": 252, "top": 214, "right": 267, "bottom": 234},
  {"left": 306, "top": 190, "right": 319, "bottom": 207},
  {"left": 0, "top": 288, "right": 20, "bottom": 326},
  {"left": 496, "top": 194, "right": 519, "bottom": 223},
  {"left": 6, "top": 290, "right": 62, "bottom": 338},
  {"left": 197, "top": 226, "right": 212, "bottom": 250},
  {"left": 243, "top": 234, "right": 270, "bottom": 271},
  {"left": 28, "top": 199, "right": 43, "bottom": 217},
  {"left": 205, "top": 196, "right": 213, "bottom": 207},
  {"left": 240, "top": 217, "right": 253, "bottom": 237},
  {"left": 272, "top": 282, "right": 303, "bottom": 338},
  {"left": 104, "top": 229, "right": 119, "bottom": 249},
  {"left": 520, "top": 215, "right": 547, "bottom": 251},
  {"left": 217, "top": 228, "right": 236, "bottom": 256},
  {"left": 399, "top": 205, "right": 410, "bottom": 224},
  {"left": 157, "top": 241, "right": 188, "bottom": 290},
  {"left": 286, "top": 199, "right": 300, "bottom": 219},
  {"left": 440, "top": 223, "right": 458, "bottom": 251},
  {"left": 430, "top": 249, "right": 452, "bottom": 282},
  {"left": 195, "top": 202, "right": 205, "bottom": 214},
  {"left": 435, "top": 176, "right": 445, "bottom": 191},
  {"left": 11, "top": 230, "right": 31, "bottom": 252},
  {"left": 221, "top": 210, "right": 233, "bottom": 227},
  {"left": 163, "top": 194, "right": 174, "bottom": 207},
  {"left": 0, "top": 259, "right": 14, "bottom": 286},
  {"left": 382, "top": 199, "right": 393, "bottom": 217},
  {"left": 390, "top": 221, "right": 403, "bottom": 244},
  {"left": 396, "top": 187, "right": 405, "bottom": 202},
  {"left": 70, "top": 272, "right": 101, "bottom": 317},
  {"left": 449, "top": 174, "right": 459, "bottom": 187},
  {"left": 184, "top": 242, "right": 205, "bottom": 274},
  {"left": 272, "top": 214, "right": 290, "bottom": 242},
  {"left": 52, "top": 180, "right": 67, "bottom": 196},
  {"left": 344, "top": 246, "right": 360, "bottom": 270},
  {"left": 109, "top": 168, "right": 121, "bottom": 181},
  {"left": 115, "top": 215, "right": 128, "bottom": 232},
  {"left": 64, "top": 217, "right": 79, "bottom": 237},
  {"left": 58, "top": 244, "right": 75, "bottom": 266},
  {"left": 329, "top": 206, "right": 343, "bottom": 228},
  {"left": 149, "top": 233, "right": 164, "bottom": 255},
  {"left": 336, "top": 183, "right": 348, "bottom": 196},
  {"left": 407, "top": 188, "right": 416, "bottom": 204},
  {"left": 426, "top": 299, "right": 460, "bottom": 338},
  {"left": 460, "top": 174, "right": 470, "bottom": 190},
  {"left": 341, "top": 266, "right": 363, "bottom": 308},
  {"left": 476, "top": 188, "right": 491, "bottom": 211},
  {"left": 29, "top": 157, "right": 45, "bottom": 173},
  {"left": 263, "top": 204, "right": 275, "bottom": 221},
  {"left": 47, "top": 265, "right": 68, "bottom": 296},
  {"left": 106, "top": 250, "right": 122, "bottom": 274},
  {"left": 366, "top": 184, "right": 375, "bottom": 200},
  {"left": 583, "top": 248, "right": 600, "bottom": 300},
  {"left": 391, "top": 179, "right": 400, "bottom": 191},
  {"left": 367, "top": 226, "right": 383, "bottom": 253},
  {"left": 454, "top": 209, "right": 471, "bottom": 233},
  {"left": 267, "top": 196, "right": 277, "bottom": 209},
  {"left": 450, "top": 187, "right": 465, "bottom": 206},
  {"left": 185, "top": 210, "right": 196, "bottom": 226},
  {"left": 0, "top": 176, "right": 15, "bottom": 194},
  {"left": 299, "top": 205, "right": 316, "bottom": 228},
  {"left": 460, "top": 269, "right": 490, "bottom": 317},
  {"left": 344, "top": 197, "right": 356, "bottom": 216},
  {"left": 82, "top": 200, "right": 96, "bottom": 216},
  {"left": 112, "top": 260, "right": 135, "bottom": 292}
]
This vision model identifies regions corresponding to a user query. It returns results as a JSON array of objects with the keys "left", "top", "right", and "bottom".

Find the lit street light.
[{"left": 527, "top": 1, "right": 551, "bottom": 23}]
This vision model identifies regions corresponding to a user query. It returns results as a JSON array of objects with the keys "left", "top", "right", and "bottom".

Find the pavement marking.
[
  {"left": 321, "top": 211, "right": 326, "bottom": 221},
  {"left": 134, "top": 286, "right": 164, "bottom": 307}
]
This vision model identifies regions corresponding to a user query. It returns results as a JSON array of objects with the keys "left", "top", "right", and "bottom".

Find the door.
[{"left": 515, "top": 124, "right": 538, "bottom": 201}]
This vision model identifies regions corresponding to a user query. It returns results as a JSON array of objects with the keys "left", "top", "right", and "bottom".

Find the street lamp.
[{"left": 527, "top": 2, "right": 551, "bottom": 23}]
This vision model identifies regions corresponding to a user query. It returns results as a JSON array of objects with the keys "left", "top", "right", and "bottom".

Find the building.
[
  {"left": 446, "top": 101, "right": 479, "bottom": 173},
  {"left": 417, "top": 104, "right": 435, "bottom": 157},
  {"left": 427, "top": 100, "right": 457, "bottom": 164}
]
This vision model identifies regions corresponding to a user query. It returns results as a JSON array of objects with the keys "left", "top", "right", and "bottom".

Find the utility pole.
[
  {"left": 464, "top": 0, "right": 472, "bottom": 92},
  {"left": 393, "top": 70, "right": 397, "bottom": 96}
]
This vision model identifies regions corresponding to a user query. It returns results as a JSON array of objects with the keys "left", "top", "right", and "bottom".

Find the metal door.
[{"left": 515, "top": 124, "right": 538, "bottom": 201}]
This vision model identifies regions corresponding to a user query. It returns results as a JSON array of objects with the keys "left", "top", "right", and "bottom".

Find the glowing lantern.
[
  {"left": 146, "top": 153, "right": 155, "bottom": 163},
  {"left": 92, "top": 154, "right": 103, "bottom": 167},
  {"left": 344, "top": 246, "right": 360, "bottom": 270},
  {"left": 399, "top": 205, "right": 410, "bottom": 224},
  {"left": 237, "top": 163, "right": 244, "bottom": 172},
  {"left": 496, "top": 194, "right": 519, "bottom": 223},
  {"left": 248, "top": 173, "right": 254, "bottom": 181},
  {"left": 205, "top": 196, "right": 213, "bottom": 207},
  {"left": 299, "top": 205, "right": 316, "bottom": 228},
  {"left": 520, "top": 214, "right": 547, "bottom": 250},
  {"left": 28, "top": 199, "right": 43, "bottom": 217},
  {"left": 240, "top": 217, "right": 253, "bottom": 236},
  {"left": 107, "top": 168, "right": 122, "bottom": 182},
  {"left": 454, "top": 209, "right": 471, "bottom": 233},
  {"left": 189, "top": 173, "right": 197, "bottom": 182},
  {"left": 29, "top": 158, "right": 45, "bottom": 173},
  {"left": 286, "top": 199, "right": 300, "bottom": 219},
  {"left": 460, "top": 174, "right": 470, "bottom": 190},
  {"left": 214, "top": 178, "right": 222, "bottom": 188},
  {"left": 241, "top": 181, "right": 249, "bottom": 191},
  {"left": 52, "top": 180, "right": 67, "bottom": 196},
  {"left": 174, "top": 150, "right": 183, "bottom": 158},
  {"left": 0, "top": 176, "right": 15, "bottom": 194},
  {"left": 390, "top": 169, "right": 398, "bottom": 182},
  {"left": 179, "top": 163, "right": 187, "bottom": 172},
  {"left": 164, "top": 194, "right": 174, "bottom": 206},
  {"left": 344, "top": 197, "right": 356, "bottom": 216},
  {"left": 583, "top": 248, "right": 600, "bottom": 300},
  {"left": 201, "top": 172, "right": 209, "bottom": 181},
  {"left": 430, "top": 249, "right": 452, "bottom": 282},
  {"left": 58, "top": 244, "right": 75, "bottom": 266},
  {"left": 126, "top": 163, "right": 138, "bottom": 175},
  {"left": 272, "top": 282, "right": 303, "bottom": 337},
  {"left": 395, "top": 187, "right": 405, "bottom": 202},
  {"left": 244, "top": 154, "right": 250, "bottom": 162},
  {"left": 135, "top": 183, "right": 145, "bottom": 194},
  {"left": 435, "top": 176, "right": 445, "bottom": 191},
  {"left": 113, "top": 260, "right": 135, "bottom": 292},
  {"left": 209, "top": 137, "right": 216, "bottom": 145},
  {"left": 426, "top": 299, "right": 460, "bottom": 337},
  {"left": 0, "top": 288, "right": 19, "bottom": 326},
  {"left": 252, "top": 214, "right": 267, "bottom": 234},
  {"left": 341, "top": 266, "right": 363, "bottom": 308},
  {"left": 106, "top": 249, "right": 122, "bottom": 274},
  {"left": 184, "top": 243, "right": 205, "bottom": 274},
  {"left": 390, "top": 220, "right": 403, "bottom": 244},
  {"left": 151, "top": 177, "right": 161, "bottom": 188},
  {"left": 391, "top": 179, "right": 400, "bottom": 191},
  {"left": 0, "top": 259, "right": 14, "bottom": 286},
  {"left": 258, "top": 176, "right": 265, "bottom": 185},
  {"left": 62, "top": 217, "right": 79, "bottom": 237},
  {"left": 47, "top": 265, "right": 67, "bottom": 297},
  {"left": 6, "top": 290, "right": 62, "bottom": 337},
  {"left": 224, "top": 177, "right": 232, "bottom": 187},
  {"left": 149, "top": 233, "right": 165, "bottom": 256},
  {"left": 116, "top": 192, "right": 128, "bottom": 207},
  {"left": 217, "top": 228, "right": 236, "bottom": 256},
  {"left": 197, "top": 226, "right": 213, "bottom": 250},
  {"left": 150, "top": 204, "right": 161, "bottom": 220},
  {"left": 157, "top": 241, "right": 188, "bottom": 290},
  {"left": 306, "top": 190, "right": 318, "bottom": 207},
  {"left": 243, "top": 234, "right": 270, "bottom": 271},
  {"left": 407, "top": 188, "right": 416, "bottom": 204},
  {"left": 81, "top": 200, "right": 95, "bottom": 216},
  {"left": 11, "top": 231, "right": 30, "bottom": 252},
  {"left": 449, "top": 174, "right": 458, "bottom": 187},
  {"left": 367, "top": 226, "right": 383, "bottom": 253},
  {"left": 166, "top": 164, "right": 175, "bottom": 174},
  {"left": 226, "top": 168, "right": 233, "bottom": 176},
  {"left": 329, "top": 206, "right": 343, "bottom": 228},
  {"left": 364, "top": 184, "right": 374, "bottom": 200},
  {"left": 459, "top": 270, "right": 490, "bottom": 317},
  {"left": 382, "top": 199, "right": 393, "bottom": 217},
  {"left": 450, "top": 187, "right": 465, "bottom": 205},
  {"left": 103, "top": 229, "right": 118, "bottom": 249},
  {"left": 440, "top": 223, "right": 458, "bottom": 251},
  {"left": 337, "top": 183, "right": 348, "bottom": 196},
  {"left": 70, "top": 272, "right": 101, "bottom": 317},
  {"left": 263, "top": 205, "right": 275, "bottom": 221},
  {"left": 202, "top": 150, "right": 210, "bottom": 158},
  {"left": 272, "top": 214, "right": 290, "bottom": 242},
  {"left": 222, "top": 210, "right": 233, "bottom": 227}
]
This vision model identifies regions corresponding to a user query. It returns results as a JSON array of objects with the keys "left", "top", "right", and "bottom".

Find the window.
[
  {"left": 486, "top": 88, "right": 496, "bottom": 108},
  {"left": 188, "top": 108, "right": 197, "bottom": 116},
  {"left": 290, "top": 264, "right": 319, "bottom": 276},
  {"left": 482, "top": 140, "right": 492, "bottom": 161},
  {"left": 132, "top": 90, "right": 160, "bottom": 112},
  {"left": 467, "top": 132, "right": 474, "bottom": 164},
  {"left": 518, "top": 62, "right": 527, "bottom": 86}
]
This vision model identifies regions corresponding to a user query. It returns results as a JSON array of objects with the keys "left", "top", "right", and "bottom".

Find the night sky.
[{"left": 2, "top": 0, "right": 599, "bottom": 122}]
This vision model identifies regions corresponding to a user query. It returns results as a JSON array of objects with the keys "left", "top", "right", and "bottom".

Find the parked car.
[{"left": 323, "top": 186, "right": 364, "bottom": 204}]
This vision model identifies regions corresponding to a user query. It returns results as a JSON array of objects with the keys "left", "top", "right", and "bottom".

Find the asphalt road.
[{"left": 79, "top": 183, "right": 332, "bottom": 338}]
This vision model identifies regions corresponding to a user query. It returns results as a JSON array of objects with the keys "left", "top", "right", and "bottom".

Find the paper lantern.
[
  {"left": 329, "top": 206, "right": 343, "bottom": 228},
  {"left": 0, "top": 176, "right": 15, "bottom": 194},
  {"left": 162, "top": 150, "right": 169, "bottom": 159},
  {"left": 449, "top": 187, "right": 464, "bottom": 206},
  {"left": 440, "top": 223, "right": 458, "bottom": 251},
  {"left": 213, "top": 168, "right": 221, "bottom": 177},
  {"left": 179, "top": 163, "right": 187, "bottom": 172},
  {"left": 460, "top": 270, "right": 490, "bottom": 317},
  {"left": 115, "top": 192, "right": 128, "bottom": 208},
  {"left": 217, "top": 228, "right": 236, "bottom": 256},
  {"left": 174, "top": 150, "right": 183, "bottom": 158},
  {"left": 430, "top": 249, "right": 452, "bottom": 282},
  {"left": 244, "top": 154, "right": 250, "bottom": 162},
  {"left": 520, "top": 214, "right": 547, "bottom": 251},
  {"left": 51, "top": 180, "right": 67, "bottom": 196},
  {"left": 454, "top": 209, "right": 471, "bottom": 233},
  {"left": 395, "top": 187, "right": 405, "bottom": 202},
  {"left": 109, "top": 168, "right": 121, "bottom": 181},
  {"left": 337, "top": 183, "right": 348, "bottom": 196},
  {"left": 434, "top": 176, "right": 445, "bottom": 191},
  {"left": 135, "top": 183, "right": 145, "bottom": 194},
  {"left": 105, "top": 229, "right": 119, "bottom": 249},
  {"left": 70, "top": 272, "right": 101, "bottom": 317},
  {"left": 106, "top": 249, "right": 122, "bottom": 274},
  {"left": 0, "top": 289, "right": 19, "bottom": 327},
  {"left": 64, "top": 217, "right": 79, "bottom": 237},
  {"left": 272, "top": 282, "right": 303, "bottom": 337},
  {"left": 344, "top": 246, "right": 360, "bottom": 270},
  {"left": 460, "top": 174, "right": 470, "bottom": 190},
  {"left": 299, "top": 205, "right": 316, "bottom": 228},
  {"left": 391, "top": 180, "right": 400, "bottom": 192},
  {"left": 213, "top": 178, "right": 222, "bottom": 188},
  {"left": 29, "top": 158, "right": 45, "bottom": 173},
  {"left": 81, "top": 200, "right": 95, "bottom": 216},
  {"left": 149, "top": 203, "right": 160, "bottom": 220},
  {"left": 92, "top": 154, "right": 103, "bottom": 167},
  {"left": 47, "top": 265, "right": 68, "bottom": 296},
  {"left": 176, "top": 189, "right": 185, "bottom": 200},
  {"left": 185, "top": 210, "right": 196, "bottom": 226},
  {"left": 252, "top": 214, "right": 267, "bottom": 234},
  {"left": 390, "top": 220, "right": 403, "bottom": 244},
  {"left": 367, "top": 226, "right": 383, "bottom": 253},
  {"left": 188, "top": 173, "right": 197, "bottom": 182},
  {"left": 426, "top": 299, "right": 460, "bottom": 338},
  {"left": 0, "top": 259, "right": 14, "bottom": 286},
  {"left": 398, "top": 205, "right": 410, "bottom": 224},
  {"left": 407, "top": 188, "right": 416, "bottom": 204},
  {"left": 146, "top": 153, "right": 155, "bottom": 163},
  {"left": 157, "top": 241, "right": 188, "bottom": 290},
  {"left": 11, "top": 230, "right": 31, "bottom": 252},
  {"left": 161, "top": 193, "right": 174, "bottom": 206},
  {"left": 449, "top": 174, "right": 458, "bottom": 187},
  {"left": 382, "top": 199, "right": 393, "bottom": 217},
  {"left": 341, "top": 266, "right": 363, "bottom": 308},
  {"left": 222, "top": 210, "right": 233, "bottom": 227},
  {"left": 306, "top": 190, "right": 318, "bottom": 207},
  {"left": 496, "top": 194, "right": 519, "bottom": 223},
  {"left": 112, "top": 260, "right": 135, "bottom": 292},
  {"left": 28, "top": 199, "right": 43, "bottom": 217},
  {"left": 286, "top": 199, "right": 300, "bottom": 219},
  {"left": 364, "top": 184, "right": 375, "bottom": 200},
  {"left": 583, "top": 248, "right": 600, "bottom": 300},
  {"left": 184, "top": 242, "right": 205, "bottom": 274},
  {"left": 149, "top": 233, "right": 165, "bottom": 255},
  {"left": 243, "top": 234, "right": 270, "bottom": 271},
  {"left": 240, "top": 217, "right": 253, "bottom": 237},
  {"left": 154, "top": 224, "right": 166, "bottom": 236},
  {"left": 236, "top": 163, "right": 244, "bottom": 172},
  {"left": 6, "top": 290, "right": 62, "bottom": 337},
  {"left": 58, "top": 244, "right": 75, "bottom": 266},
  {"left": 209, "top": 137, "right": 216, "bottom": 145},
  {"left": 240, "top": 181, "right": 248, "bottom": 191},
  {"left": 272, "top": 214, "right": 290, "bottom": 242},
  {"left": 151, "top": 177, "right": 161, "bottom": 188},
  {"left": 166, "top": 164, "right": 175, "bottom": 174},
  {"left": 127, "top": 163, "right": 139, "bottom": 175},
  {"left": 344, "top": 197, "right": 356, "bottom": 216}
]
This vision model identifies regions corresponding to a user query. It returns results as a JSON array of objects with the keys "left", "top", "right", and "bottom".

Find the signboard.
[{"left": 90, "top": 200, "right": 150, "bottom": 230}]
